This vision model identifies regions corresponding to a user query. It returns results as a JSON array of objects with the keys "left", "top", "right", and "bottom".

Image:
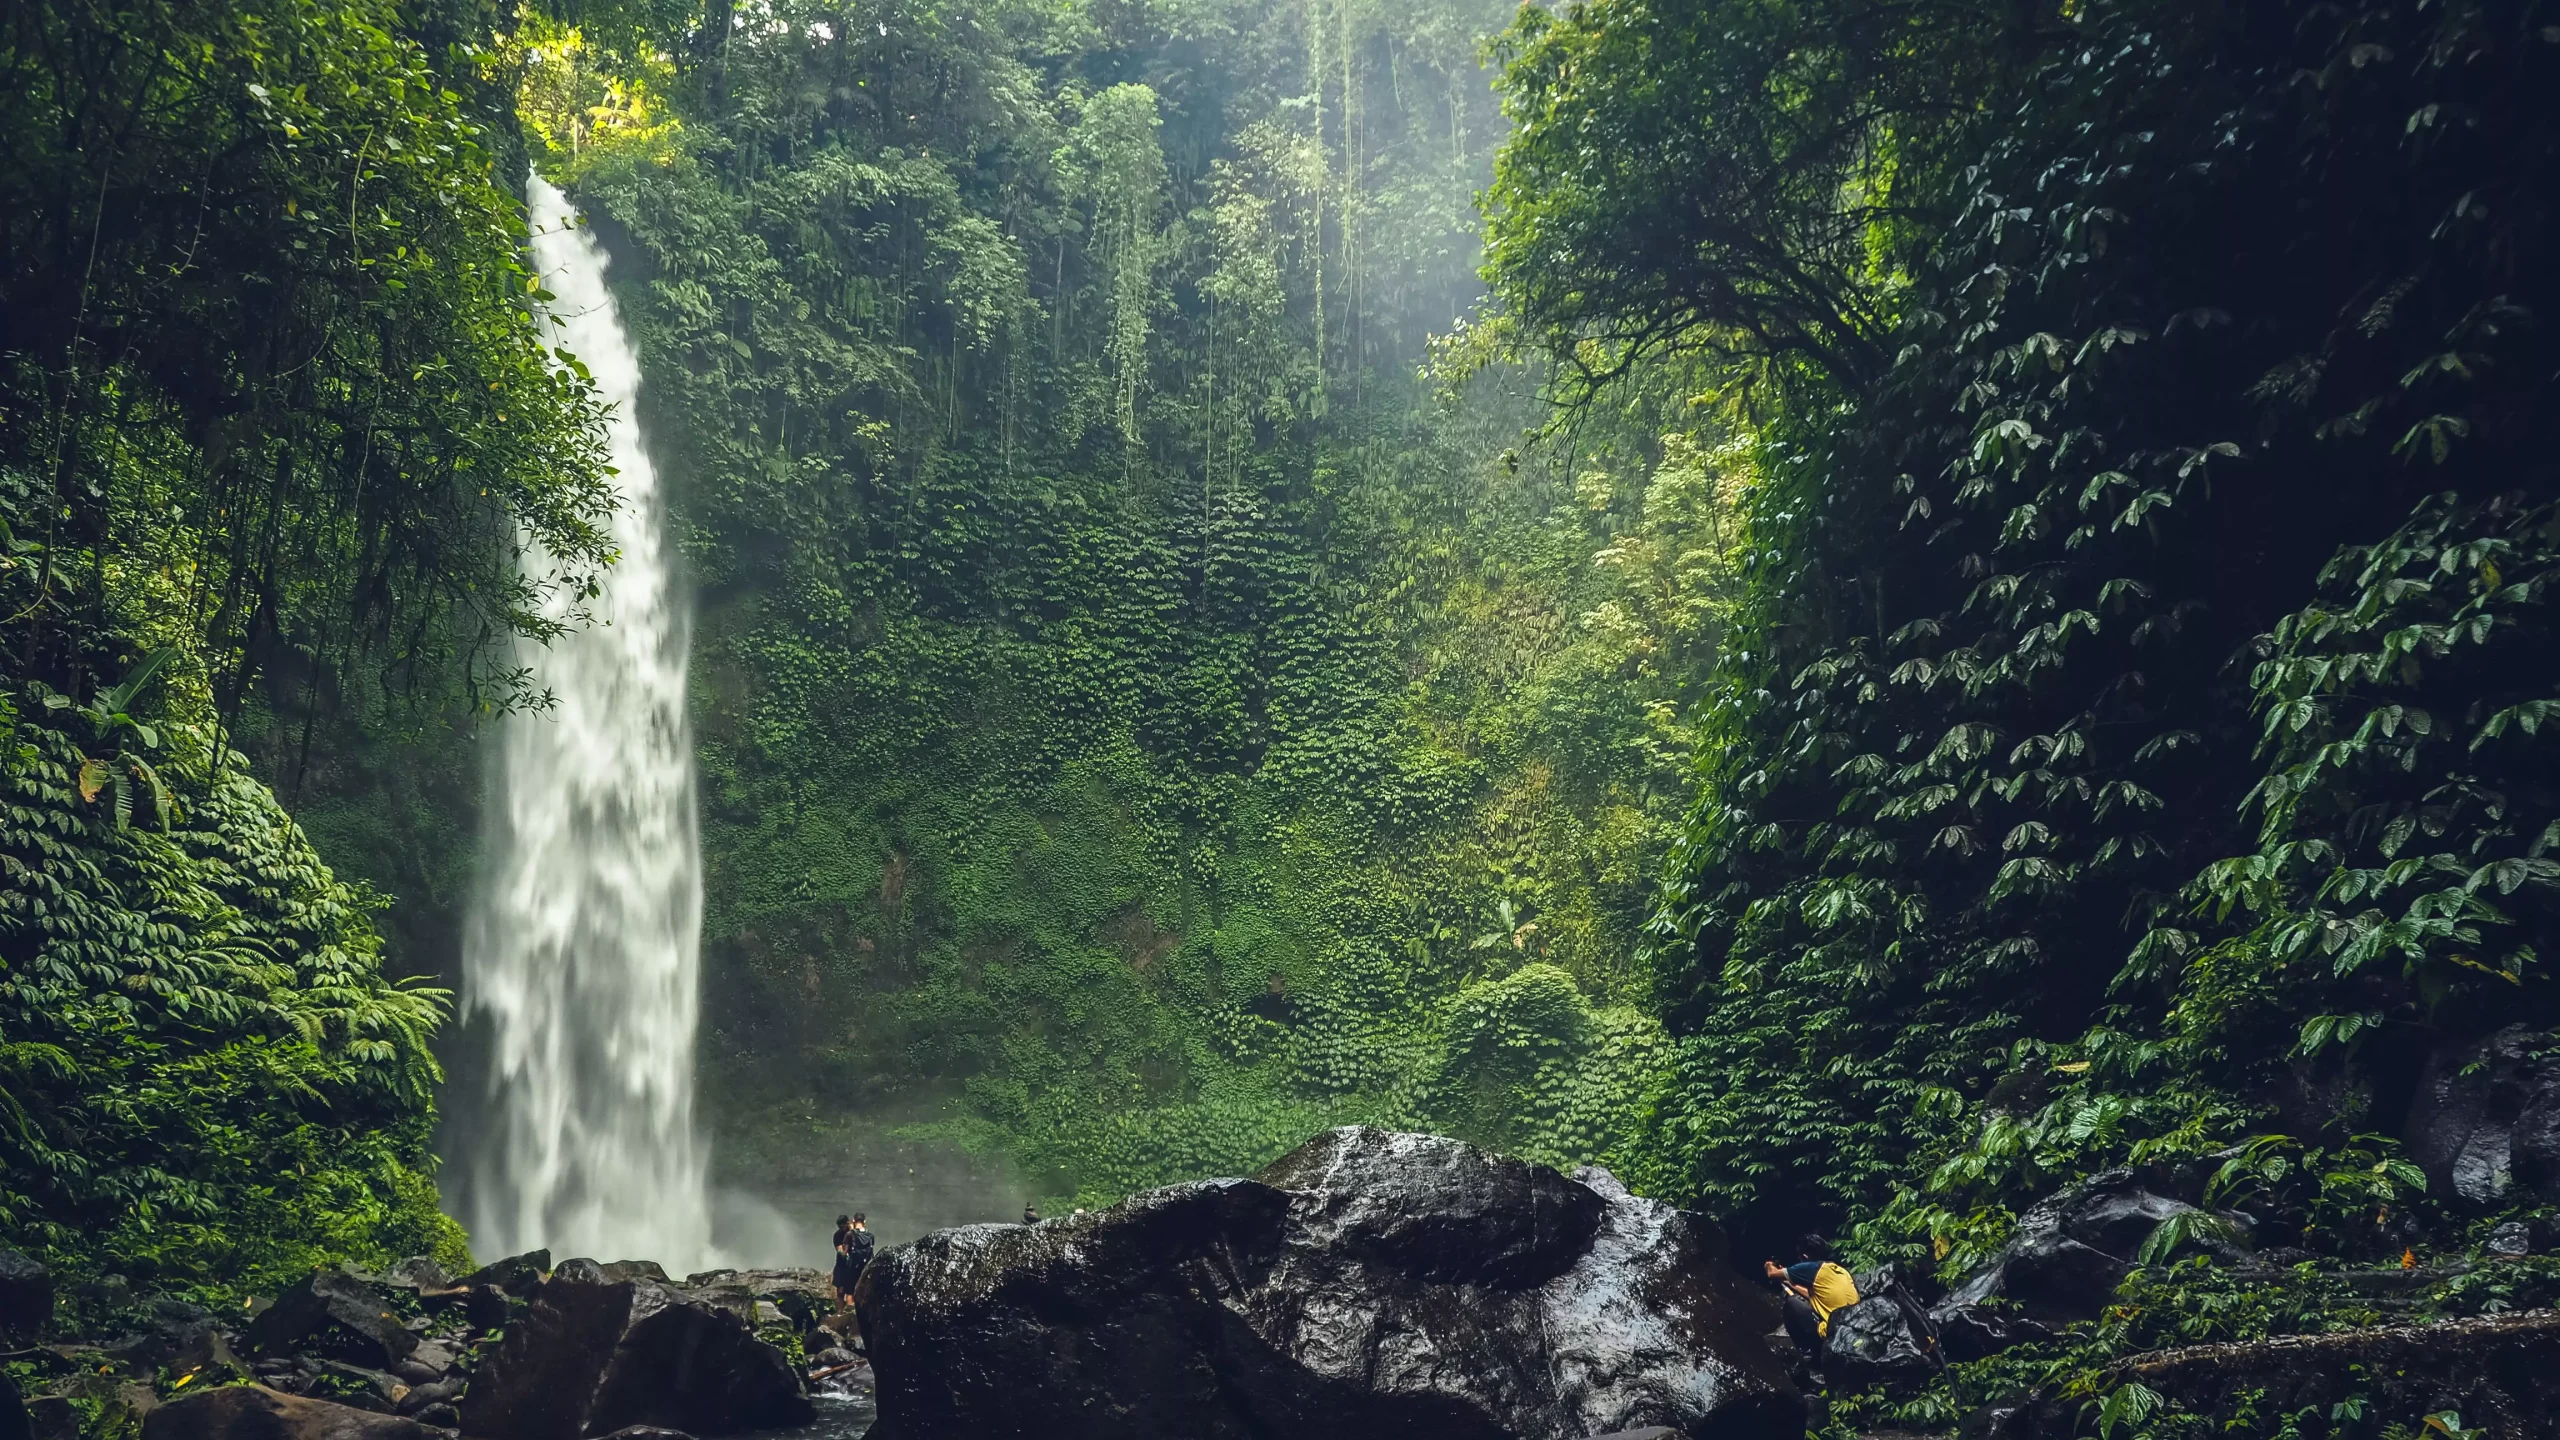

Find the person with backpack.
[
  {"left": 1764, "top": 1233, "right": 1860, "bottom": 1362},
  {"left": 832, "top": 1213, "right": 875, "bottom": 1306}
]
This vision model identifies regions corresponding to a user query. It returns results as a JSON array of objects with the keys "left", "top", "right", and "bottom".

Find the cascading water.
[{"left": 456, "top": 175, "right": 716, "bottom": 1270}]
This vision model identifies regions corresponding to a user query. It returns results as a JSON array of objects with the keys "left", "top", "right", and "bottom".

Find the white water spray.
[{"left": 458, "top": 176, "right": 715, "bottom": 1270}]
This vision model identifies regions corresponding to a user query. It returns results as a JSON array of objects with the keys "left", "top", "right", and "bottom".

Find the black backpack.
[{"left": 844, "top": 1229, "right": 876, "bottom": 1269}]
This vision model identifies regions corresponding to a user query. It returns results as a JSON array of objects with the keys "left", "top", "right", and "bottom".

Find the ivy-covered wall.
[{"left": 529, "top": 0, "right": 1744, "bottom": 1205}]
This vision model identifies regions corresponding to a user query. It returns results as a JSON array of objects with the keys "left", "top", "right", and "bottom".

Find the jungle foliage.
[
  {"left": 1482, "top": 0, "right": 2560, "bottom": 1266},
  {"left": 0, "top": 0, "right": 610, "bottom": 1305},
  {"left": 525, "top": 0, "right": 1748, "bottom": 1200}
]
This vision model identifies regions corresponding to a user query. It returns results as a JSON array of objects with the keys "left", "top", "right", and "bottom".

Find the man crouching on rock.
[{"left": 1764, "top": 1234, "right": 1859, "bottom": 1370}]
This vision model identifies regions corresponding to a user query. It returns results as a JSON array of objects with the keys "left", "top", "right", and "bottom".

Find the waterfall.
[{"left": 456, "top": 175, "right": 716, "bottom": 1271}]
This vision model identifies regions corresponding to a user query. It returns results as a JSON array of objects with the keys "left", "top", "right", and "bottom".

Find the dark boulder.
[
  {"left": 317, "top": 1361, "right": 410, "bottom": 1412},
  {"left": 379, "top": 1259, "right": 450, "bottom": 1292},
  {"left": 1821, "top": 1270, "right": 1941, "bottom": 1391},
  {"left": 855, "top": 1126, "right": 1799, "bottom": 1440},
  {"left": 388, "top": 1341, "right": 452, "bottom": 1386},
  {"left": 459, "top": 1273, "right": 811, "bottom": 1440},
  {"left": 677, "top": 1271, "right": 828, "bottom": 1331},
  {"left": 394, "top": 1380, "right": 462, "bottom": 1418},
  {"left": 24, "top": 1396, "right": 75, "bottom": 1440},
  {"left": 2, "top": 1367, "right": 31, "bottom": 1440},
  {"left": 0, "top": 1253, "right": 52, "bottom": 1342},
  {"left": 459, "top": 1252, "right": 550, "bottom": 1299},
  {"left": 455, "top": 1286, "right": 512, "bottom": 1335},
  {"left": 246, "top": 1271, "right": 418, "bottom": 1370},
  {"left": 1937, "top": 1170, "right": 2220, "bottom": 1332},
  {"left": 1257, "top": 1127, "right": 1605, "bottom": 1285},
  {"left": 2405, "top": 1026, "right": 2560, "bottom": 1208},
  {"left": 142, "top": 1386, "right": 442, "bottom": 1440}
]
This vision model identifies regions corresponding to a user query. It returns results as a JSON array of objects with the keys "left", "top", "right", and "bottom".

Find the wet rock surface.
[
  {"left": 1821, "top": 1271, "right": 1941, "bottom": 1391},
  {"left": 245, "top": 1270, "right": 419, "bottom": 1371},
  {"left": 1, "top": 1252, "right": 814, "bottom": 1440},
  {"left": 1934, "top": 1169, "right": 2228, "bottom": 1337},
  {"left": 855, "top": 1126, "right": 1799, "bottom": 1440},
  {"left": 2, "top": 1368, "right": 31, "bottom": 1440},
  {"left": 460, "top": 1273, "right": 811, "bottom": 1440},
  {"left": 2405, "top": 1026, "right": 2560, "bottom": 1208}
]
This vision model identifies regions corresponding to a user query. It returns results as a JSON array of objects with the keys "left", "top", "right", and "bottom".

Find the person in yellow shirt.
[{"left": 1764, "top": 1234, "right": 1861, "bottom": 1363}]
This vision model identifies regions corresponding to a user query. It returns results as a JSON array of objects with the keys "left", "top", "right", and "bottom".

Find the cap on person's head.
[
  {"left": 837, "top": 1214, "right": 852, "bottom": 1226},
  {"left": 853, "top": 1212, "right": 866, "bottom": 1224}
]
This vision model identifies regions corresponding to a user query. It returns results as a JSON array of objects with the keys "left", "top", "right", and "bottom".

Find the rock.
[
  {"left": 458, "top": 1286, "right": 512, "bottom": 1335},
  {"left": 2405, "top": 1026, "right": 2560, "bottom": 1209},
  {"left": 382, "top": 1259, "right": 452, "bottom": 1292},
  {"left": 246, "top": 1270, "right": 419, "bottom": 1370},
  {"left": 1937, "top": 1170, "right": 2222, "bottom": 1329},
  {"left": 94, "top": 1299, "right": 230, "bottom": 1379},
  {"left": 142, "top": 1385, "right": 444, "bottom": 1440},
  {"left": 458, "top": 1273, "right": 810, "bottom": 1440},
  {"left": 856, "top": 1126, "right": 1799, "bottom": 1440},
  {"left": 2488, "top": 1219, "right": 2534, "bottom": 1257},
  {"left": 1821, "top": 1270, "right": 1941, "bottom": 1391},
  {"left": 2, "top": 1367, "right": 30, "bottom": 1440},
  {"left": 411, "top": 1406, "right": 458, "bottom": 1431},
  {"left": 1256, "top": 1127, "right": 1607, "bottom": 1284},
  {"left": 0, "top": 1253, "right": 52, "bottom": 1341},
  {"left": 396, "top": 1381, "right": 463, "bottom": 1416},
  {"left": 597, "top": 1429, "right": 695, "bottom": 1440},
  {"left": 391, "top": 1342, "right": 453, "bottom": 1383},
  {"left": 677, "top": 1271, "right": 830, "bottom": 1331},
  {"left": 595, "top": 1262, "right": 670, "bottom": 1285},
  {"left": 24, "top": 1396, "right": 75, "bottom": 1440},
  {"left": 317, "top": 1361, "right": 409, "bottom": 1410},
  {"left": 1997, "top": 1310, "right": 2560, "bottom": 1439},
  {"left": 1932, "top": 1303, "right": 2050, "bottom": 1364},
  {"left": 1585, "top": 1431, "right": 1681, "bottom": 1440},
  {"left": 113, "top": 1384, "right": 161, "bottom": 1423},
  {"left": 459, "top": 1252, "right": 551, "bottom": 1299},
  {"left": 554, "top": 1259, "right": 609, "bottom": 1286}
]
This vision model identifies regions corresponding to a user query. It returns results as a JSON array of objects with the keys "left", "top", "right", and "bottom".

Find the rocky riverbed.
[
  {"left": 0, "top": 1247, "right": 873, "bottom": 1440},
  {"left": 12, "top": 1126, "right": 2560, "bottom": 1440}
]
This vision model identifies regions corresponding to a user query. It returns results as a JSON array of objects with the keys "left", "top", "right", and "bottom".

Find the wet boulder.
[
  {"left": 23, "top": 1396, "right": 76, "bottom": 1440},
  {"left": 855, "top": 1126, "right": 1799, "bottom": 1440},
  {"left": 1821, "top": 1270, "right": 1941, "bottom": 1391},
  {"left": 678, "top": 1271, "right": 830, "bottom": 1332},
  {"left": 394, "top": 1379, "right": 463, "bottom": 1418},
  {"left": 378, "top": 1259, "right": 451, "bottom": 1292},
  {"left": 2404, "top": 1026, "right": 2560, "bottom": 1208},
  {"left": 0, "top": 1252, "right": 52, "bottom": 1342},
  {"left": 141, "top": 1385, "right": 440, "bottom": 1440},
  {"left": 459, "top": 1272, "right": 811, "bottom": 1440},
  {"left": 1936, "top": 1170, "right": 2219, "bottom": 1332},
  {"left": 459, "top": 1252, "right": 551, "bottom": 1299},
  {"left": 245, "top": 1270, "right": 418, "bottom": 1371},
  {"left": 3, "top": 1367, "right": 31, "bottom": 1440}
]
